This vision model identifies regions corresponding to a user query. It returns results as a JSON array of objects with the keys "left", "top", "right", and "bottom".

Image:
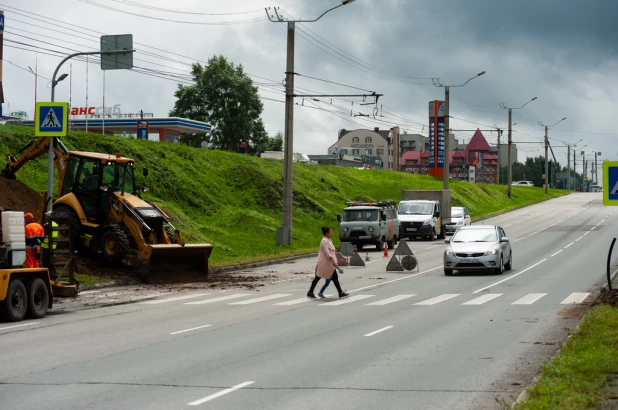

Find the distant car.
[
  {"left": 513, "top": 181, "right": 534, "bottom": 187},
  {"left": 445, "top": 206, "right": 471, "bottom": 235},
  {"left": 443, "top": 225, "right": 512, "bottom": 276}
]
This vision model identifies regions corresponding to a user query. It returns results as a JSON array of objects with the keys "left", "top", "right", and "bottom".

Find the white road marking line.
[
  {"left": 512, "top": 293, "right": 547, "bottom": 305},
  {"left": 472, "top": 259, "right": 547, "bottom": 294},
  {"left": 364, "top": 326, "right": 393, "bottom": 337},
  {"left": 0, "top": 322, "right": 39, "bottom": 331},
  {"left": 320, "top": 295, "right": 374, "bottom": 306},
  {"left": 584, "top": 232, "right": 589, "bottom": 236},
  {"left": 141, "top": 293, "right": 211, "bottom": 304},
  {"left": 602, "top": 219, "right": 606, "bottom": 223},
  {"left": 188, "top": 381, "right": 255, "bottom": 406},
  {"left": 462, "top": 293, "right": 502, "bottom": 305},
  {"left": 127, "top": 294, "right": 165, "bottom": 302},
  {"left": 170, "top": 324, "right": 211, "bottom": 335},
  {"left": 564, "top": 242, "right": 574, "bottom": 249},
  {"left": 185, "top": 294, "right": 250, "bottom": 305},
  {"left": 560, "top": 292, "right": 591, "bottom": 305},
  {"left": 229, "top": 294, "right": 291, "bottom": 305},
  {"left": 550, "top": 250, "right": 563, "bottom": 257},
  {"left": 349, "top": 266, "right": 443, "bottom": 293},
  {"left": 366, "top": 294, "right": 416, "bottom": 306},
  {"left": 575, "top": 236, "right": 583, "bottom": 242},
  {"left": 273, "top": 297, "right": 317, "bottom": 306},
  {"left": 414, "top": 294, "right": 459, "bottom": 305}
]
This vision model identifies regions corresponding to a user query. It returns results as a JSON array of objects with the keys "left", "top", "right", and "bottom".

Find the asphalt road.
[{"left": 0, "top": 193, "right": 613, "bottom": 409}]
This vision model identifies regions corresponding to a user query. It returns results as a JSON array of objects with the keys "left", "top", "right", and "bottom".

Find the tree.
[
  {"left": 267, "top": 131, "right": 284, "bottom": 151},
  {"left": 169, "top": 56, "right": 267, "bottom": 152}
]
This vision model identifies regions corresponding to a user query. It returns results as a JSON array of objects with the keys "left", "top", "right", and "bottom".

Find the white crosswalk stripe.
[
  {"left": 512, "top": 293, "right": 547, "bottom": 305},
  {"left": 140, "top": 293, "right": 211, "bottom": 304},
  {"left": 560, "top": 292, "right": 591, "bottom": 305},
  {"left": 414, "top": 294, "right": 459, "bottom": 306},
  {"left": 366, "top": 295, "right": 416, "bottom": 306},
  {"left": 320, "top": 295, "right": 374, "bottom": 306},
  {"left": 462, "top": 294, "right": 502, "bottom": 305},
  {"left": 185, "top": 294, "right": 250, "bottom": 305},
  {"left": 229, "top": 294, "right": 291, "bottom": 305}
]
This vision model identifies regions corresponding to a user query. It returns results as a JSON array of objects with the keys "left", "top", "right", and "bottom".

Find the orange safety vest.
[{"left": 25, "top": 222, "right": 45, "bottom": 249}]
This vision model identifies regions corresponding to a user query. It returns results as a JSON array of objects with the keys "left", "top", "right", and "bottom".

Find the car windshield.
[
  {"left": 343, "top": 209, "right": 378, "bottom": 222},
  {"left": 452, "top": 228, "right": 498, "bottom": 243},
  {"left": 398, "top": 203, "right": 433, "bottom": 215},
  {"left": 451, "top": 208, "right": 464, "bottom": 218}
]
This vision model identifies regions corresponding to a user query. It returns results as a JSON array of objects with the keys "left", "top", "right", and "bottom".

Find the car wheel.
[
  {"left": 444, "top": 268, "right": 453, "bottom": 276},
  {"left": 504, "top": 252, "right": 512, "bottom": 271},
  {"left": 496, "top": 256, "right": 504, "bottom": 275}
]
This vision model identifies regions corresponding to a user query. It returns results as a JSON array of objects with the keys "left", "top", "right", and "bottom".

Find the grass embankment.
[
  {"left": 1, "top": 123, "right": 567, "bottom": 270},
  {"left": 515, "top": 305, "right": 618, "bottom": 409}
]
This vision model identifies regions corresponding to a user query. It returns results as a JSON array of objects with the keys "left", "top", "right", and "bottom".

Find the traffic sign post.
[
  {"left": 602, "top": 161, "right": 618, "bottom": 206},
  {"left": 35, "top": 102, "right": 68, "bottom": 137}
]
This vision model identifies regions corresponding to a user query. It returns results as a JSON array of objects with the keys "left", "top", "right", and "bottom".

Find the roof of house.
[
  {"left": 466, "top": 129, "right": 492, "bottom": 152},
  {"left": 339, "top": 128, "right": 391, "bottom": 141}
]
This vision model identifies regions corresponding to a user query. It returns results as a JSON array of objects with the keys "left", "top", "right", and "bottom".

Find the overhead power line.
[{"left": 110, "top": 0, "right": 263, "bottom": 16}]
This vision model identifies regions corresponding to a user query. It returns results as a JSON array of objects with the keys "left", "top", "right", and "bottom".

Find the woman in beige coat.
[{"left": 307, "top": 227, "right": 349, "bottom": 299}]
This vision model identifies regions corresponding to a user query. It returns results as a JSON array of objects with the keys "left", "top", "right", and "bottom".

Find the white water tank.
[{"left": 1, "top": 211, "right": 26, "bottom": 267}]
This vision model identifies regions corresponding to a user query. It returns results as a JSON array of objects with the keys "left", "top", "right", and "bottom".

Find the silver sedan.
[{"left": 443, "top": 225, "right": 512, "bottom": 276}]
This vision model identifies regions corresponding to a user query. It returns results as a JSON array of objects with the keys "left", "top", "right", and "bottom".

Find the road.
[{"left": 0, "top": 193, "right": 613, "bottom": 409}]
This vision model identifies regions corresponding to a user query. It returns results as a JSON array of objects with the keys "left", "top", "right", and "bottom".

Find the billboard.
[
  {"left": 428, "top": 100, "right": 446, "bottom": 177},
  {"left": 136, "top": 120, "right": 149, "bottom": 140}
]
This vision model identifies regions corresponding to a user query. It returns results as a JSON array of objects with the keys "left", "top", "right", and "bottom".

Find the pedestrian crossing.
[{"left": 139, "top": 291, "right": 593, "bottom": 309}]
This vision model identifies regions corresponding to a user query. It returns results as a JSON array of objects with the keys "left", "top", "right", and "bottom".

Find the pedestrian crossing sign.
[
  {"left": 35, "top": 102, "right": 68, "bottom": 137},
  {"left": 603, "top": 161, "right": 618, "bottom": 206}
]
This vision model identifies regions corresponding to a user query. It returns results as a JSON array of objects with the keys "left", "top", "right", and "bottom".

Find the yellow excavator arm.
[{"left": 2, "top": 137, "right": 70, "bottom": 195}]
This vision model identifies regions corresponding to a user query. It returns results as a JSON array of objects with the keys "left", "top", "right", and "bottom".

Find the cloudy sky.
[{"left": 3, "top": 0, "right": 617, "bottom": 180}]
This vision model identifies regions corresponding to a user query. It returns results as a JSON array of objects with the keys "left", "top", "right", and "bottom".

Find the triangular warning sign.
[
  {"left": 394, "top": 240, "right": 414, "bottom": 256},
  {"left": 612, "top": 180, "right": 618, "bottom": 195},
  {"left": 349, "top": 252, "right": 366, "bottom": 267},
  {"left": 41, "top": 108, "right": 61, "bottom": 128},
  {"left": 386, "top": 255, "right": 404, "bottom": 272}
]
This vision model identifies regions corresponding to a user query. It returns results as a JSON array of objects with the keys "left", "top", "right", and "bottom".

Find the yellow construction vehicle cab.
[{"left": 3, "top": 137, "right": 213, "bottom": 282}]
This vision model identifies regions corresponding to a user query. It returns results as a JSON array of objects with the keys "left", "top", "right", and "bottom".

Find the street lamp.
[
  {"left": 500, "top": 97, "right": 538, "bottom": 198},
  {"left": 266, "top": 0, "right": 356, "bottom": 246},
  {"left": 539, "top": 117, "right": 566, "bottom": 194},
  {"left": 433, "top": 71, "right": 486, "bottom": 190},
  {"left": 564, "top": 138, "right": 583, "bottom": 190}
]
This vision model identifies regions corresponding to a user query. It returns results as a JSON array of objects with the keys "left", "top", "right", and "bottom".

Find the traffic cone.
[
  {"left": 383, "top": 243, "right": 389, "bottom": 257},
  {"left": 365, "top": 253, "right": 370, "bottom": 262}
]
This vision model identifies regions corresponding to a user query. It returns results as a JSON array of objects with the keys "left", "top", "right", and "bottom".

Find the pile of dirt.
[
  {"left": 594, "top": 289, "right": 618, "bottom": 309},
  {"left": 0, "top": 177, "right": 40, "bottom": 214}
]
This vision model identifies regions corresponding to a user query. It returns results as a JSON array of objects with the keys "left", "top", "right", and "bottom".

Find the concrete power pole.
[
  {"left": 567, "top": 144, "right": 571, "bottom": 190},
  {"left": 444, "top": 86, "right": 450, "bottom": 189},
  {"left": 507, "top": 109, "right": 513, "bottom": 197},
  {"left": 544, "top": 125, "right": 549, "bottom": 194},
  {"left": 497, "top": 129, "right": 501, "bottom": 185},
  {"left": 280, "top": 20, "right": 295, "bottom": 246},
  {"left": 595, "top": 152, "right": 598, "bottom": 185}
]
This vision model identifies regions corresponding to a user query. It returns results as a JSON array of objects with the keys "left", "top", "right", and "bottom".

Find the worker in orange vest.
[{"left": 24, "top": 213, "right": 45, "bottom": 268}]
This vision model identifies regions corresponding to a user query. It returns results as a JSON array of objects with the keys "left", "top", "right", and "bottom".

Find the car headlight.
[
  {"left": 343, "top": 227, "right": 348, "bottom": 232},
  {"left": 485, "top": 248, "right": 499, "bottom": 256},
  {"left": 423, "top": 219, "right": 431, "bottom": 225},
  {"left": 456, "top": 220, "right": 463, "bottom": 225},
  {"left": 368, "top": 226, "right": 374, "bottom": 232},
  {"left": 445, "top": 249, "right": 455, "bottom": 256}
]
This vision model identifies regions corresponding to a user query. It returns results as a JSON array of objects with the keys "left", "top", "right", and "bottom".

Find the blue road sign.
[
  {"left": 603, "top": 162, "right": 618, "bottom": 205},
  {"left": 35, "top": 102, "right": 68, "bottom": 137},
  {"left": 0, "top": 14, "right": 5, "bottom": 31}
]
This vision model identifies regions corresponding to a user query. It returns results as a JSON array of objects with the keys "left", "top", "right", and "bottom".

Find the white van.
[{"left": 398, "top": 200, "right": 443, "bottom": 241}]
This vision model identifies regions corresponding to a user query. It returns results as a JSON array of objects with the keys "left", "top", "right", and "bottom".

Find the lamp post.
[
  {"left": 563, "top": 139, "right": 582, "bottom": 190},
  {"left": 539, "top": 117, "right": 566, "bottom": 194},
  {"left": 432, "top": 71, "right": 485, "bottom": 189},
  {"left": 266, "top": 0, "right": 356, "bottom": 246},
  {"left": 45, "top": 71, "right": 69, "bottom": 212},
  {"left": 500, "top": 97, "right": 538, "bottom": 198},
  {"left": 28, "top": 64, "right": 37, "bottom": 124}
]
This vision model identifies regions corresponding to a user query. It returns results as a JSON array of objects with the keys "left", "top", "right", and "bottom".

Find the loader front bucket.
[
  {"left": 50, "top": 280, "right": 78, "bottom": 298},
  {"left": 137, "top": 243, "right": 213, "bottom": 283}
]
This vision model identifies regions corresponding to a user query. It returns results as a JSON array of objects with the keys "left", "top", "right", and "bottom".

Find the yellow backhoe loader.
[{"left": 2, "top": 137, "right": 213, "bottom": 282}]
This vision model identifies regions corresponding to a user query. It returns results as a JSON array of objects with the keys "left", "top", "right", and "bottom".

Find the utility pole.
[
  {"left": 567, "top": 144, "right": 570, "bottom": 190},
  {"left": 500, "top": 97, "right": 537, "bottom": 198},
  {"left": 266, "top": 1, "right": 356, "bottom": 246},
  {"left": 432, "top": 71, "right": 485, "bottom": 190},
  {"left": 595, "top": 152, "right": 598, "bottom": 184},
  {"left": 544, "top": 125, "right": 549, "bottom": 194},
  {"left": 497, "top": 128, "right": 501, "bottom": 185},
  {"left": 573, "top": 149, "right": 576, "bottom": 190}
]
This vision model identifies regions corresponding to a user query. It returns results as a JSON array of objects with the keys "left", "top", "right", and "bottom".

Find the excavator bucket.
[
  {"left": 137, "top": 243, "right": 214, "bottom": 283},
  {"left": 50, "top": 280, "right": 79, "bottom": 298}
]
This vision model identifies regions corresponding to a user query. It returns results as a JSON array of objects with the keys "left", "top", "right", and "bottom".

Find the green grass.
[
  {"left": 74, "top": 272, "right": 114, "bottom": 287},
  {"left": 515, "top": 305, "right": 618, "bottom": 410},
  {"left": 0, "top": 124, "right": 568, "bottom": 268}
]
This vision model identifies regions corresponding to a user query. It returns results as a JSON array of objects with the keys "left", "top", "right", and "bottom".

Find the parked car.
[
  {"left": 338, "top": 201, "right": 399, "bottom": 250},
  {"left": 445, "top": 206, "right": 471, "bottom": 235},
  {"left": 513, "top": 181, "right": 534, "bottom": 187},
  {"left": 443, "top": 225, "right": 512, "bottom": 276}
]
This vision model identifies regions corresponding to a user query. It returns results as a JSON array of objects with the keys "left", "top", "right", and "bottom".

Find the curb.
[
  {"left": 601, "top": 267, "right": 618, "bottom": 292},
  {"left": 80, "top": 281, "right": 118, "bottom": 291}
]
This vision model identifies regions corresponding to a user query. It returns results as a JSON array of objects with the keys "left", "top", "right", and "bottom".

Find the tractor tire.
[
  {"left": 2, "top": 280, "right": 27, "bottom": 322},
  {"left": 100, "top": 226, "right": 130, "bottom": 265},
  {"left": 53, "top": 204, "right": 81, "bottom": 250},
  {"left": 26, "top": 278, "right": 49, "bottom": 319}
]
